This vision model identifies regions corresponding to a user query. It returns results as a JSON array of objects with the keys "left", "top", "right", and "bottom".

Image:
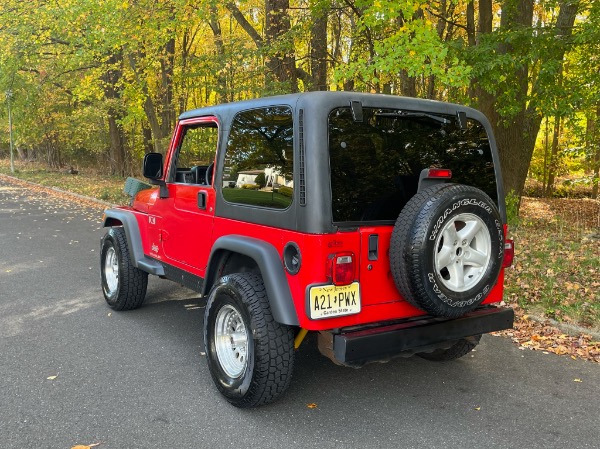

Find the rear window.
[{"left": 328, "top": 107, "right": 497, "bottom": 223}]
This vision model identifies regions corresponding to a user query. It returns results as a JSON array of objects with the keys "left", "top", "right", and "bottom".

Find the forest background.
[{"left": 0, "top": 0, "right": 599, "bottom": 202}]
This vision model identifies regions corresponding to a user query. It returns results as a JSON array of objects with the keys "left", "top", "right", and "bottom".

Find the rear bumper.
[{"left": 331, "top": 306, "right": 514, "bottom": 366}]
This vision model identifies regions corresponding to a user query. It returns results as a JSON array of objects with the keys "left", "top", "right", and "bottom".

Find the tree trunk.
[
  {"left": 209, "top": 5, "right": 228, "bottom": 103},
  {"left": 397, "top": 13, "right": 416, "bottom": 97},
  {"left": 542, "top": 116, "right": 549, "bottom": 195},
  {"left": 159, "top": 38, "right": 176, "bottom": 140},
  {"left": 102, "top": 52, "right": 127, "bottom": 176},
  {"left": 44, "top": 136, "right": 62, "bottom": 169},
  {"left": 309, "top": 3, "right": 328, "bottom": 91},
  {"left": 142, "top": 123, "right": 154, "bottom": 155},
  {"left": 473, "top": 0, "right": 579, "bottom": 201},
  {"left": 592, "top": 104, "right": 600, "bottom": 199},
  {"left": 466, "top": 0, "right": 476, "bottom": 47},
  {"left": 127, "top": 53, "right": 170, "bottom": 154},
  {"left": 546, "top": 116, "right": 562, "bottom": 196},
  {"left": 226, "top": 1, "right": 299, "bottom": 92},
  {"left": 107, "top": 114, "right": 126, "bottom": 176},
  {"left": 265, "top": 0, "right": 297, "bottom": 91}
]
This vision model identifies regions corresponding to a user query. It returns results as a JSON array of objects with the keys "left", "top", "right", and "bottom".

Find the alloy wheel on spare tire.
[
  {"left": 390, "top": 184, "right": 504, "bottom": 318},
  {"left": 203, "top": 273, "right": 295, "bottom": 408}
]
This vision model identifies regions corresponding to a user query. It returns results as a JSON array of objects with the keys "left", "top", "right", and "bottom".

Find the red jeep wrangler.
[{"left": 100, "top": 92, "right": 514, "bottom": 407}]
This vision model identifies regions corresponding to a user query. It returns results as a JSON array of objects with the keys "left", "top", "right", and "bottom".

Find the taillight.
[
  {"left": 502, "top": 224, "right": 514, "bottom": 268},
  {"left": 503, "top": 240, "right": 514, "bottom": 268},
  {"left": 326, "top": 252, "right": 356, "bottom": 286},
  {"left": 427, "top": 168, "right": 452, "bottom": 179}
]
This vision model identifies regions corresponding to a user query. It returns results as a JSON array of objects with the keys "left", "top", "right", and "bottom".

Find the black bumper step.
[{"left": 333, "top": 306, "right": 514, "bottom": 366}]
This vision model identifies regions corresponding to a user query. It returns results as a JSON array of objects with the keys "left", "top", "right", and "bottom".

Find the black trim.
[
  {"left": 332, "top": 306, "right": 514, "bottom": 366},
  {"left": 204, "top": 235, "right": 299, "bottom": 325},
  {"left": 161, "top": 263, "right": 204, "bottom": 292},
  {"left": 283, "top": 241, "right": 302, "bottom": 275},
  {"left": 102, "top": 209, "right": 165, "bottom": 276},
  {"left": 298, "top": 108, "right": 306, "bottom": 206}
]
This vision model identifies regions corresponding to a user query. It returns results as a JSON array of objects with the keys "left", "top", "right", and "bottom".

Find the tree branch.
[
  {"left": 426, "top": 8, "right": 467, "bottom": 32},
  {"left": 225, "top": 2, "right": 264, "bottom": 48}
]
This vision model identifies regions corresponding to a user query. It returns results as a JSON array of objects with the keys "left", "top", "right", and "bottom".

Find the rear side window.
[
  {"left": 329, "top": 107, "right": 497, "bottom": 223},
  {"left": 222, "top": 106, "right": 294, "bottom": 209}
]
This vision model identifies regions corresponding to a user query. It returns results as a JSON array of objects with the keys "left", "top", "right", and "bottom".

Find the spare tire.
[{"left": 390, "top": 184, "right": 504, "bottom": 318}]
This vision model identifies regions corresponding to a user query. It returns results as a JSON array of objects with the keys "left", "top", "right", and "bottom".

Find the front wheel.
[
  {"left": 203, "top": 273, "right": 295, "bottom": 408},
  {"left": 100, "top": 227, "right": 148, "bottom": 310}
]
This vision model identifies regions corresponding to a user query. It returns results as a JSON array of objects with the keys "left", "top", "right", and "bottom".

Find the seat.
[{"left": 190, "top": 165, "right": 208, "bottom": 184}]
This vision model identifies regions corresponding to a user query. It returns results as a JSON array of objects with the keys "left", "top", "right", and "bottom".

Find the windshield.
[{"left": 328, "top": 107, "right": 497, "bottom": 223}]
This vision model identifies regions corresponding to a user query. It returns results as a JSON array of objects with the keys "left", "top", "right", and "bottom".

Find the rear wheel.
[
  {"left": 100, "top": 227, "right": 148, "bottom": 310},
  {"left": 203, "top": 273, "right": 295, "bottom": 408},
  {"left": 417, "top": 335, "right": 481, "bottom": 361}
]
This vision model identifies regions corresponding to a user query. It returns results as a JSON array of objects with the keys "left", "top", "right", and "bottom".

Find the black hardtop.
[
  {"left": 179, "top": 91, "right": 504, "bottom": 234},
  {"left": 178, "top": 91, "right": 489, "bottom": 127}
]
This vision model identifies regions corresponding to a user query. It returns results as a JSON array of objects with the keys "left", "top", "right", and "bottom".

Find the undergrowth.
[
  {"left": 505, "top": 197, "right": 600, "bottom": 331},
  {"left": 0, "top": 159, "right": 129, "bottom": 205}
]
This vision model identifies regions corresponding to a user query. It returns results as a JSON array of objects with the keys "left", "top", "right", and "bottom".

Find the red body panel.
[
  {"left": 128, "top": 113, "right": 507, "bottom": 333},
  {"left": 207, "top": 217, "right": 505, "bottom": 331}
]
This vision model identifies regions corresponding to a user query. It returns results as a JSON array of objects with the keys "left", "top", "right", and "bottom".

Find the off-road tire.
[
  {"left": 203, "top": 273, "right": 295, "bottom": 408},
  {"left": 100, "top": 227, "right": 148, "bottom": 311},
  {"left": 417, "top": 335, "right": 482, "bottom": 361},
  {"left": 390, "top": 184, "right": 504, "bottom": 318}
]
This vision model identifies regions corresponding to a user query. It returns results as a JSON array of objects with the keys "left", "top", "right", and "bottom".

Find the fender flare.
[
  {"left": 204, "top": 235, "right": 299, "bottom": 326},
  {"left": 102, "top": 209, "right": 164, "bottom": 276}
]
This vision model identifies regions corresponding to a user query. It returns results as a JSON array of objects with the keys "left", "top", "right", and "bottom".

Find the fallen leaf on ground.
[
  {"left": 47, "top": 375, "right": 57, "bottom": 380},
  {"left": 493, "top": 305, "right": 600, "bottom": 363},
  {"left": 307, "top": 403, "right": 318, "bottom": 409}
]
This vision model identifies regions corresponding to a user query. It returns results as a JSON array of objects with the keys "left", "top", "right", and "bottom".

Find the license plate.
[{"left": 308, "top": 282, "right": 361, "bottom": 319}]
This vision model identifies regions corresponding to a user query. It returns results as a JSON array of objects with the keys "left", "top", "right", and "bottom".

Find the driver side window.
[{"left": 171, "top": 122, "right": 218, "bottom": 185}]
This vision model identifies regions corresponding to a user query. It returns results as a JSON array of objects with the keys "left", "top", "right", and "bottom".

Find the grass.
[
  {"left": 222, "top": 187, "right": 292, "bottom": 208},
  {"left": 2, "top": 158, "right": 599, "bottom": 330},
  {"left": 0, "top": 159, "right": 130, "bottom": 205}
]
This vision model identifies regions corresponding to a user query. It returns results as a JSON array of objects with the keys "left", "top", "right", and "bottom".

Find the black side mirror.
[
  {"left": 143, "top": 153, "right": 163, "bottom": 180},
  {"left": 143, "top": 153, "right": 168, "bottom": 198}
]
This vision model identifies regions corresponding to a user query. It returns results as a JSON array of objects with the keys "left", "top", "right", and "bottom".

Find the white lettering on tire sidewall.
[
  {"left": 427, "top": 272, "right": 491, "bottom": 308},
  {"left": 429, "top": 198, "right": 493, "bottom": 241},
  {"left": 426, "top": 197, "right": 496, "bottom": 308}
]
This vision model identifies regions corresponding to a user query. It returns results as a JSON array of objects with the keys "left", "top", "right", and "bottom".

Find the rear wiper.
[{"left": 376, "top": 112, "right": 451, "bottom": 125}]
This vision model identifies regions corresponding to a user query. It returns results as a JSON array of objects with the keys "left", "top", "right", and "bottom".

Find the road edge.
[{"left": 0, "top": 173, "right": 117, "bottom": 209}]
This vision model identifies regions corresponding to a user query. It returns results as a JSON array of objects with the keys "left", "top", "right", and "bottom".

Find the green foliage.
[
  {"left": 255, "top": 172, "right": 266, "bottom": 188},
  {"left": 0, "top": 0, "right": 598, "bottom": 198},
  {"left": 333, "top": 0, "right": 471, "bottom": 96},
  {"left": 505, "top": 189, "right": 521, "bottom": 229},
  {"left": 278, "top": 185, "right": 293, "bottom": 197}
]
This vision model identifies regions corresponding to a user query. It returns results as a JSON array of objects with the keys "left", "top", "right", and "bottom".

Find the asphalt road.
[{"left": 1, "top": 176, "right": 599, "bottom": 449}]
